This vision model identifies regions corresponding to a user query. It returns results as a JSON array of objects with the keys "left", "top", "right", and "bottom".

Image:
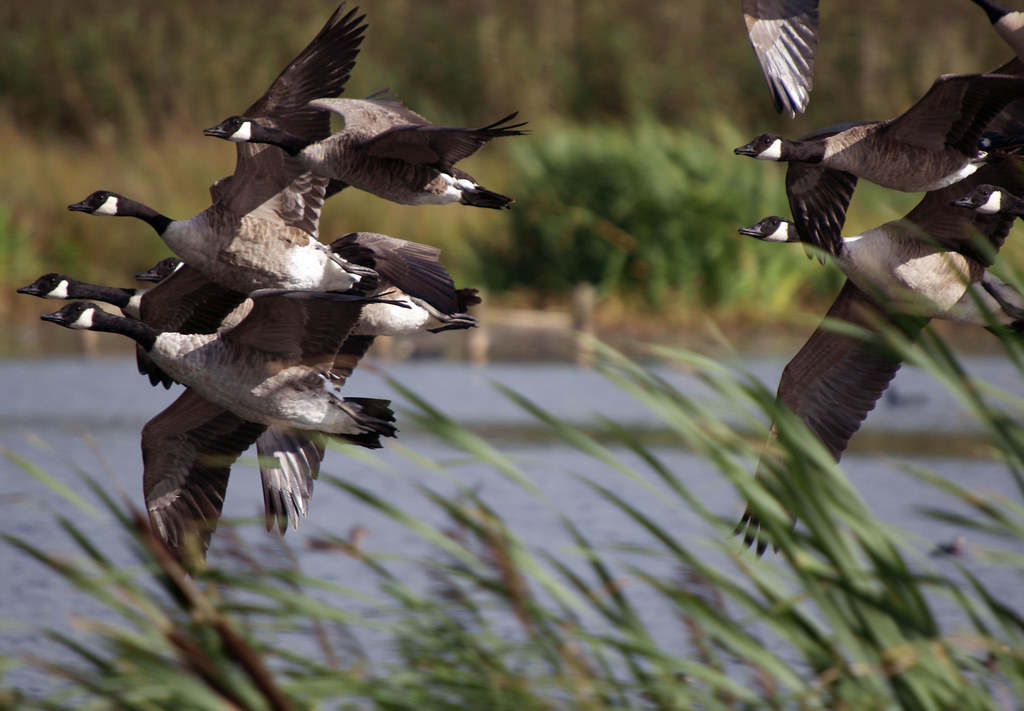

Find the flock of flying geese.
[
  {"left": 17, "top": 5, "right": 525, "bottom": 562},
  {"left": 736, "top": 0, "right": 1024, "bottom": 551},
  {"left": 17, "top": 1, "right": 1024, "bottom": 560}
]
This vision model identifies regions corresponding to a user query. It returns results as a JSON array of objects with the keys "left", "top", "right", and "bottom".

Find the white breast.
[
  {"left": 352, "top": 297, "right": 433, "bottom": 335},
  {"left": 840, "top": 229, "right": 972, "bottom": 317}
]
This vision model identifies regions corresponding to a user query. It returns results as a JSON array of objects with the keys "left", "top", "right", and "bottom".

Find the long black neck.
[
  {"left": 790, "top": 138, "right": 829, "bottom": 164},
  {"left": 1007, "top": 193, "right": 1024, "bottom": 218},
  {"left": 88, "top": 309, "right": 159, "bottom": 351},
  {"left": 69, "top": 282, "right": 137, "bottom": 309},
  {"left": 118, "top": 197, "right": 174, "bottom": 235},
  {"left": 972, "top": 0, "right": 1010, "bottom": 24},
  {"left": 252, "top": 124, "right": 315, "bottom": 156}
]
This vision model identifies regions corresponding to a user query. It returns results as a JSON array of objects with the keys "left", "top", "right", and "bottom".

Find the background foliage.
[{"left": 2, "top": 0, "right": 1022, "bottom": 325}]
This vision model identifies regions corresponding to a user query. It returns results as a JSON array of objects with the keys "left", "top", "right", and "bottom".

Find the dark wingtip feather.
[{"left": 459, "top": 187, "right": 514, "bottom": 210}]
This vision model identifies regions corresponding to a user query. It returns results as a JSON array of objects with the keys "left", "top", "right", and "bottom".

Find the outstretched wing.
[
  {"left": 738, "top": 281, "right": 926, "bottom": 553},
  {"left": 142, "top": 388, "right": 267, "bottom": 561},
  {"left": 742, "top": 0, "right": 819, "bottom": 118}
]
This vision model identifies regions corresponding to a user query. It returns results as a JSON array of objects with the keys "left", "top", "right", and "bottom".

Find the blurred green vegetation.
[
  {"left": 1, "top": 0, "right": 1022, "bottom": 327},
  {"left": 472, "top": 120, "right": 841, "bottom": 311}
]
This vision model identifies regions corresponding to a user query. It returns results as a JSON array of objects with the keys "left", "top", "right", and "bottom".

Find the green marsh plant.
[{"left": 3, "top": 319, "right": 1024, "bottom": 709}]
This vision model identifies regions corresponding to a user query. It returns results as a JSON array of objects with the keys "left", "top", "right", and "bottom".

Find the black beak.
[
  {"left": 950, "top": 196, "right": 974, "bottom": 209},
  {"left": 134, "top": 269, "right": 163, "bottom": 283},
  {"left": 734, "top": 143, "right": 757, "bottom": 157},
  {"left": 16, "top": 285, "right": 42, "bottom": 296},
  {"left": 40, "top": 312, "right": 64, "bottom": 324},
  {"left": 738, "top": 226, "right": 766, "bottom": 239},
  {"left": 67, "top": 200, "right": 91, "bottom": 212},
  {"left": 203, "top": 123, "right": 230, "bottom": 138}
]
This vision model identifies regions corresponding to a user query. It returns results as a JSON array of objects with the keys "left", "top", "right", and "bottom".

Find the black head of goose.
[
  {"left": 135, "top": 256, "right": 183, "bottom": 283},
  {"left": 18, "top": 273, "right": 142, "bottom": 318},
  {"left": 734, "top": 160, "right": 1024, "bottom": 554},
  {"left": 734, "top": 71, "right": 1024, "bottom": 256},
  {"left": 203, "top": 91, "right": 528, "bottom": 210},
  {"left": 66, "top": 5, "right": 378, "bottom": 295},
  {"left": 39, "top": 290, "right": 398, "bottom": 562},
  {"left": 971, "top": 0, "right": 1024, "bottom": 60},
  {"left": 952, "top": 182, "right": 1024, "bottom": 217},
  {"left": 741, "top": 0, "right": 819, "bottom": 118}
]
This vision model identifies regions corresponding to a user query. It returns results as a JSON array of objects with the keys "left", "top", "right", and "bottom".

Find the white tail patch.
[
  {"left": 318, "top": 373, "right": 345, "bottom": 401},
  {"left": 95, "top": 195, "right": 120, "bottom": 216}
]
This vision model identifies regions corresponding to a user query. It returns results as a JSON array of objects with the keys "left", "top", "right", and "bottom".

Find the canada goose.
[
  {"left": 40, "top": 290, "right": 398, "bottom": 559},
  {"left": 734, "top": 72, "right": 1024, "bottom": 255},
  {"left": 735, "top": 161, "right": 1024, "bottom": 553},
  {"left": 203, "top": 92, "right": 527, "bottom": 209},
  {"left": 971, "top": 0, "right": 1024, "bottom": 59},
  {"left": 16, "top": 268, "right": 329, "bottom": 536},
  {"left": 742, "top": 0, "right": 819, "bottom": 118},
  {"left": 16, "top": 263, "right": 390, "bottom": 535},
  {"left": 66, "top": 5, "right": 377, "bottom": 295}
]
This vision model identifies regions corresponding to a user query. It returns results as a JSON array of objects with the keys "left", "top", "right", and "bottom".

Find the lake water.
[{"left": 2, "top": 353, "right": 1023, "bottom": 696}]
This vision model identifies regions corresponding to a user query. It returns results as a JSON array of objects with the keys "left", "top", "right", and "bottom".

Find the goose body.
[
  {"left": 42, "top": 295, "right": 394, "bottom": 436},
  {"left": 67, "top": 190, "right": 375, "bottom": 294},
  {"left": 742, "top": 0, "right": 819, "bottom": 117},
  {"left": 17, "top": 266, "right": 382, "bottom": 537},
  {"left": 735, "top": 160, "right": 1024, "bottom": 552},
  {"left": 743, "top": 216, "right": 1019, "bottom": 327},
  {"left": 204, "top": 94, "right": 527, "bottom": 209},
  {"left": 40, "top": 291, "right": 397, "bottom": 558},
  {"left": 734, "top": 72, "right": 1024, "bottom": 255}
]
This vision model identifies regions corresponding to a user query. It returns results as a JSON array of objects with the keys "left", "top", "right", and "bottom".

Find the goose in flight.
[
  {"left": 203, "top": 92, "right": 527, "bottom": 209},
  {"left": 735, "top": 159, "right": 1024, "bottom": 553}
]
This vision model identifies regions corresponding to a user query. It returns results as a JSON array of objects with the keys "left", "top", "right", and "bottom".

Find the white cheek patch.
[
  {"left": 230, "top": 122, "right": 253, "bottom": 142},
  {"left": 95, "top": 195, "right": 119, "bottom": 216},
  {"left": 980, "top": 191, "right": 1003, "bottom": 215},
  {"left": 758, "top": 138, "right": 783, "bottom": 161},
  {"left": 47, "top": 280, "right": 70, "bottom": 299},
  {"left": 71, "top": 308, "right": 95, "bottom": 330},
  {"left": 770, "top": 222, "right": 791, "bottom": 241}
]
